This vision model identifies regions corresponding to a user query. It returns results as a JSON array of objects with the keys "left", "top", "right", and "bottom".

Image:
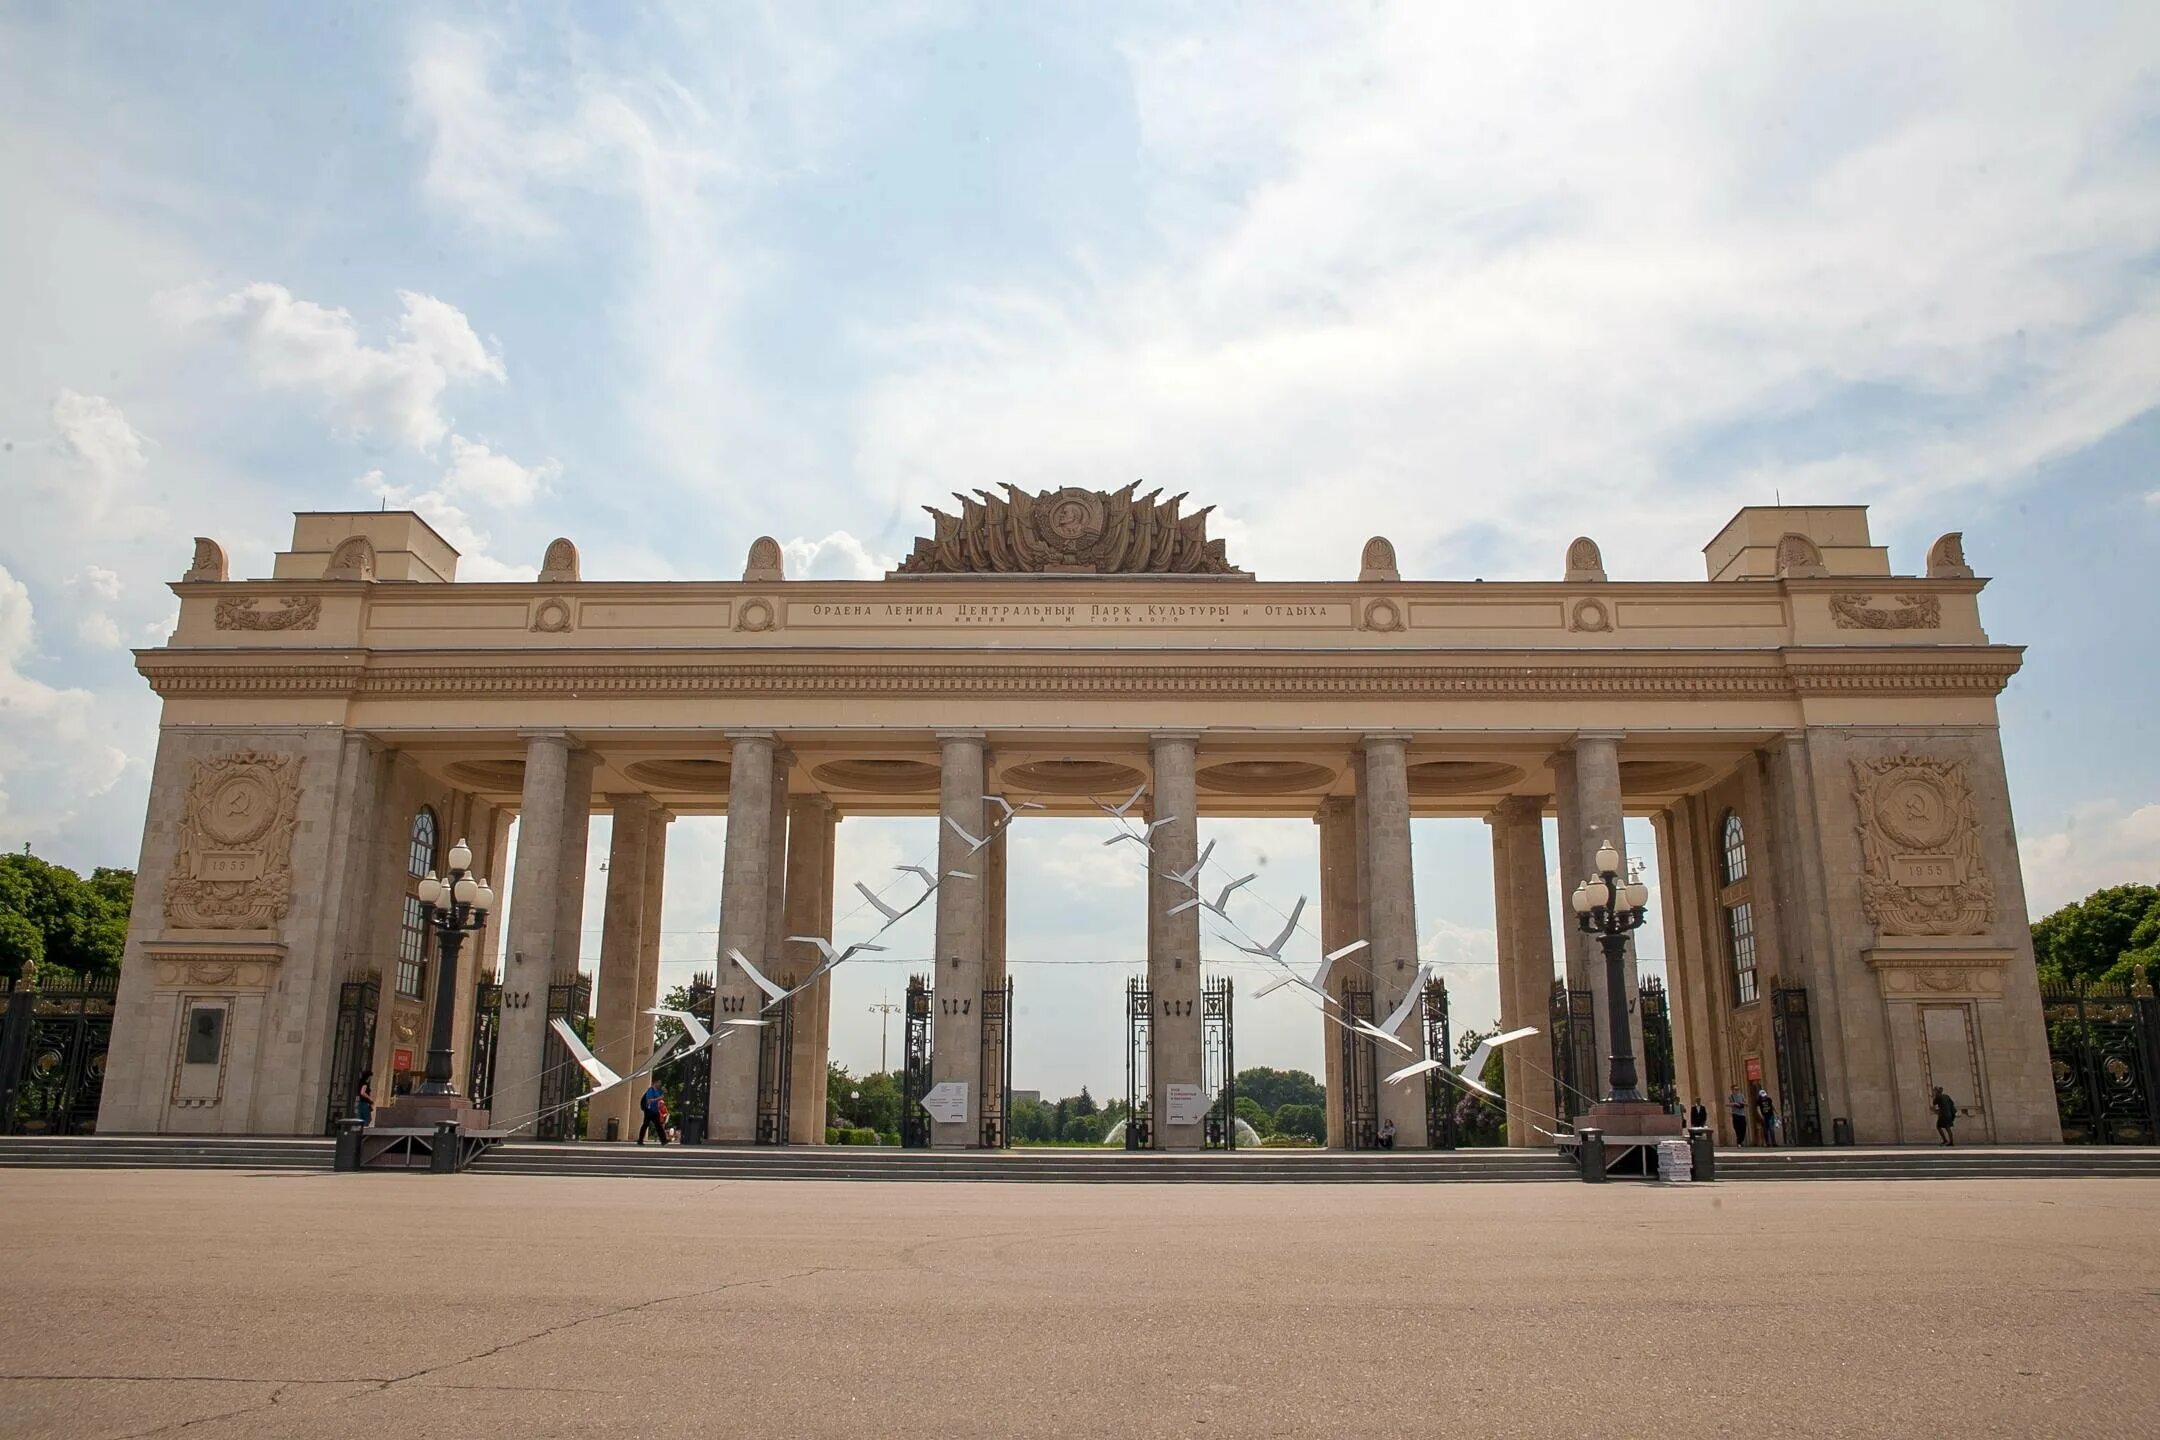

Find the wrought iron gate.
[
  {"left": 467, "top": 978, "right": 501, "bottom": 1111},
  {"left": 756, "top": 991, "right": 795, "bottom": 1145},
  {"left": 900, "top": 974, "right": 932, "bottom": 1148},
  {"left": 1202, "top": 974, "right": 1235, "bottom": 1149},
  {"left": 674, "top": 972, "right": 713, "bottom": 1145},
  {"left": 1640, "top": 976, "right": 1678, "bottom": 1113},
  {"left": 2045, "top": 973, "right": 2160, "bottom": 1145},
  {"left": 1770, "top": 984, "right": 1824, "bottom": 1146},
  {"left": 1338, "top": 981, "right": 1378, "bottom": 1149},
  {"left": 1422, "top": 976, "right": 1457, "bottom": 1149},
  {"left": 0, "top": 973, "right": 117, "bottom": 1136},
  {"left": 1549, "top": 983, "right": 1598, "bottom": 1122},
  {"left": 323, "top": 975, "right": 380, "bottom": 1131},
  {"left": 1125, "top": 975, "right": 1152, "bottom": 1150},
  {"left": 979, "top": 978, "right": 1012, "bottom": 1149},
  {"left": 535, "top": 974, "right": 593, "bottom": 1141}
]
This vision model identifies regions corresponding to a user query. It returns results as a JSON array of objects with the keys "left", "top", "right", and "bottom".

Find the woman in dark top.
[
  {"left": 1687, "top": 1098, "right": 1708, "bottom": 1131},
  {"left": 1932, "top": 1087, "right": 1957, "bottom": 1146},
  {"left": 1753, "top": 1089, "right": 1776, "bottom": 1146},
  {"left": 354, "top": 1071, "right": 375, "bottom": 1127}
]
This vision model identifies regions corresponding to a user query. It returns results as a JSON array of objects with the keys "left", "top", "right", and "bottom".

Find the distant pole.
[{"left": 869, "top": 994, "right": 901, "bottom": 1073}]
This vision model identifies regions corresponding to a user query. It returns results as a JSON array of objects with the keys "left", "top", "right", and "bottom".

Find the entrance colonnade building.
[{"left": 96, "top": 489, "right": 2060, "bottom": 1147}]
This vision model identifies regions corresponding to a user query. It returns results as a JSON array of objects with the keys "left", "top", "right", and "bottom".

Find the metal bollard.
[
  {"left": 333, "top": 1117, "right": 364, "bottom": 1172},
  {"left": 430, "top": 1120, "right": 461, "bottom": 1174},
  {"left": 1580, "top": 1128, "right": 1607, "bottom": 1183},
  {"left": 1689, "top": 1125, "right": 1715, "bottom": 1182}
]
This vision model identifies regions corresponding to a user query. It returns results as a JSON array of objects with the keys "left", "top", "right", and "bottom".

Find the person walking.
[
  {"left": 1753, "top": 1088, "right": 1777, "bottom": 1147},
  {"left": 1727, "top": 1085, "right": 1748, "bottom": 1146},
  {"left": 1688, "top": 1097, "right": 1708, "bottom": 1131},
  {"left": 638, "top": 1082, "right": 669, "bottom": 1145},
  {"left": 353, "top": 1071, "right": 375, "bottom": 1127},
  {"left": 1932, "top": 1086, "right": 1958, "bottom": 1146}
]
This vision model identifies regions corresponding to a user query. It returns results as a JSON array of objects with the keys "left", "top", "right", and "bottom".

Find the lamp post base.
[
  {"left": 372, "top": 1094, "right": 492, "bottom": 1132},
  {"left": 1573, "top": 1099, "right": 1685, "bottom": 1138}
]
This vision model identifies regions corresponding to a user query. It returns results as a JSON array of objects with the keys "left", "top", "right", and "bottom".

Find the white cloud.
[
  {"left": 0, "top": 564, "right": 133, "bottom": 846},
  {"left": 49, "top": 391, "right": 147, "bottom": 481},
  {"left": 782, "top": 531, "right": 893, "bottom": 580},
  {"left": 69, "top": 566, "right": 123, "bottom": 602},
  {"left": 2019, "top": 801, "right": 2160, "bottom": 916},
  {"left": 167, "top": 282, "right": 503, "bottom": 452},
  {"left": 443, "top": 434, "right": 557, "bottom": 507}
]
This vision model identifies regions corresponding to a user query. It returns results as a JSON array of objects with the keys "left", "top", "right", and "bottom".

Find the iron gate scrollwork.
[
  {"left": 900, "top": 974, "right": 932, "bottom": 1148},
  {"left": 324, "top": 975, "right": 380, "bottom": 1132},
  {"left": 1550, "top": 983, "right": 1597, "bottom": 1123},
  {"left": 756, "top": 989, "right": 795, "bottom": 1146},
  {"left": 674, "top": 972, "right": 713, "bottom": 1145},
  {"left": 1422, "top": 976, "right": 1456, "bottom": 1150},
  {"left": 1202, "top": 974, "right": 1235, "bottom": 1150},
  {"left": 1770, "top": 984, "right": 1824, "bottom": 1146},
  {"left": 979, "top": 978, "right": 1012, "bottom": 1149},
  {"left": 2046, "top": 972, "right": 2160, "bottom": 1145},
  {"left": 467, "top": 979, "right": 501, "bottom": 1112},
  {"left": 1640, "top": 976, "right": 1678, "bottom": 1114},
  {"left": 536, "top": 974, "right": 593, "bottom": 1141},
  {"left": 1, "top": 973, "right": 117, "bottom": 1137},
  {"left": 1125, "top": 975, "right": 1152, "bottom": 1150},
  {"left": 1338, "top": 981, "right": 1378, "bottom": 1150}
]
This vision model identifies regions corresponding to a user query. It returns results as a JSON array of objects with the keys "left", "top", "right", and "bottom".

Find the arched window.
[
  {"left": 1718, "top": 811, "right": 1756, "bottom": 1005},
  {"left": 1720, "top": 811, "right": 1748, "bottom": 887},
  {"left": 397, "top": 810, "right": 438, "bottom": 1001},
  {"left": 408, "top": 808, "right": 438, "bottom": 880}
]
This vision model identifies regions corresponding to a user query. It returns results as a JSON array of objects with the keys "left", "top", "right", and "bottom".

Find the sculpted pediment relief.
[{"left": 894, "top": 484, "right": 1247, "bottom": 576}]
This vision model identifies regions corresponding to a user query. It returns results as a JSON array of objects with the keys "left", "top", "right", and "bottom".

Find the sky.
[{"left": 4, "top": 3, "right": 2159, "bottom": 1099}]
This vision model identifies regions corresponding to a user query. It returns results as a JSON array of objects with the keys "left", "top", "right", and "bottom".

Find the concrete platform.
[{"left": 2, "top": 1169, "right": 2157, "bottom": 1437}]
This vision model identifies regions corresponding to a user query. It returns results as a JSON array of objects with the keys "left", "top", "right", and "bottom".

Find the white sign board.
[
  {"left": 920, "top": 1081, "right": 970, "bottom": 1125},
  {"left": 1165, "top": 1083, "right": 1209, "bottom": 1127}
]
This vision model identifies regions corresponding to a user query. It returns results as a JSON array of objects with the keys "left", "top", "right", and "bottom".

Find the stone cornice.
[{"left": 136, "top": 648, "right": 2023, "bottom": 701}]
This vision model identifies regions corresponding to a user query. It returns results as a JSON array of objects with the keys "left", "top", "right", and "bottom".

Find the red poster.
[
  {"left": 393, "top": 1048, "right": 414, "bottom": 1073},
  {"left": 1744, "top": 1056, "right": 1763, "bottom": 1082}
]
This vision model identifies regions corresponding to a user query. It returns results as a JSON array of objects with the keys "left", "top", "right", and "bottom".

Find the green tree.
[
  {"left": 1272, "top": 1102, "right": 1326, "bottom": 1142},
  {"left": 1063, "top": 1111, "right": 1108, "bottom": 1144},
  {"left": 2032, "top": 884, "right": 2160, "bottom": 985},
  {"left": 0, "top": 851, "right": 133, "bottom": 981},
  {"left": 1235, "top": 1066, "right": 1324, "bottom": 1114},
  {"left": 1070, "top": 1086, "right": 1098, "bottom": 1118},
  {"left": 1010, "top": 1096, "right": 1055, "bottom": 1142},
  {"left": 1233, "top": 1094, "right": 1274, "bottom": 1136}
]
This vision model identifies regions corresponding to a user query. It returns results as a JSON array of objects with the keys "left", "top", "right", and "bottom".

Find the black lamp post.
[
  {"left": 1571, "top": 840, "right": 1648, "bottom": 1103},
  {"left": 413, "top": 839, "right": 493, "bottom": 1097}
]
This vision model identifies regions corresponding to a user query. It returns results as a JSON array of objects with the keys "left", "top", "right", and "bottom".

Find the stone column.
[
  {"left": 1315, "top": 796, "right": 1360, "bottom": 1147},
  {"left": 635, "top": 809, "right": 672, "bottom": 1092},
  {"left": 1361, "top": 734, "right": 1425, "bottom": 1148},
  {"left": 929, "top": 733, "right": 988, "bottom": 1147},
  {"left": 981, "top": 806, "right": 1010, "bottom": 1143},
  {"left": 1147, "top": 733, "right": 1205, "bottom": 1150},
  {"left": 591, "top": 794, "right": 656, "bottom": 1141},
  {"left": 709, "top": 732, "right": 777, "bottom": 1144},
  {"left": 1555, "top": 733, "right": 1644, "bottom": 1093},
  {"left": 810, "top": 813, "right": 838, "bottom": 1130},
  {"left": 494, "top": 733, "right": 574, "bottom": 1136},
  {"left": 553, "top": 751, "right": 598, "bottom": 983},
  {"left": 781, "top": 793, "right": 836, "bottom": 1143},
  {"left": 1489, "top": 797, "right": 1555, "bottom": 1146}
]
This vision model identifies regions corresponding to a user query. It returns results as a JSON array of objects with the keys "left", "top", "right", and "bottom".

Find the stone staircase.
[{"left": 5, "top": 1135, "right": 2158, "bottom": 1182}]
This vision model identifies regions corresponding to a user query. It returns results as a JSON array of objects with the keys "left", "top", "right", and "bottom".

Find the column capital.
[
  {"left": 515, "top": 729, "right": 579, "bottom": 747},
  {"left": 788, "top": 792, "right": 836, "bottom": 818},
  {"left": 934, "top": 729, "right": 988, "bottom": 742},
  {"left": 1571, "top": 729, "right": 1627, "bottom": 745},
  {"left": 603, "top": 791, "right": 661, "bottom": 815},
  {"left": 1360, "top": 731, "right": 1413, "bottom": 747},
  {"left": 1315, "top": 793, "right": 1355, "bottom": 822},
  {"left": 1490, "top": 794, "right": 1545, "bottom": 824},
  {"left": 1149, "top": 729, "right": 1203, "bottom": 745},
  {"left": 723, "top": 729, "right": 776, "bottom": 743}
]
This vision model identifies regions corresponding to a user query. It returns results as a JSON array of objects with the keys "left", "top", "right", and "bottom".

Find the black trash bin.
[
  {"left": 606, "top": 1116, "right": 620, "bottom": 1142},
  {"left": 680, "top": 1116, "right": 706, "bottom": 1147},
  {"left": 333, "top": 1117, "right": 364, "bottom": 1172},
  {"left": 1832, "top": 1117, "right": 1855, "bottom": 1146}
]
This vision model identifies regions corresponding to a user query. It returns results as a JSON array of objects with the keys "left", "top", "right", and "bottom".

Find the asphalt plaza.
[{"left": 3, "top": 1170, "right": 2156, "bottom": 1438}]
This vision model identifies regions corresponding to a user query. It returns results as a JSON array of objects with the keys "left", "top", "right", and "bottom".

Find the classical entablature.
[{"left": 894, "top": 482, "right": 1247, "bottom": 575}]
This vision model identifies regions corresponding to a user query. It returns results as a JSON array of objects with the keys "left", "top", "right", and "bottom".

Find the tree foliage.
[
  {"left": 1235, "top": 1066, "right": 1324, "bottom": 1113},
  {"left": 2032, "top": 884, "right": 2160, "bottom": 986},
  {"left": 1233, "top": 1095, "right": 1275, "bottom": 1136},
  {"left": 0, "top": 851, "right": 133, "bottom": 982},
  {"left": 1272, "top": 1102, "right": 1326, "bottom": 1142}
]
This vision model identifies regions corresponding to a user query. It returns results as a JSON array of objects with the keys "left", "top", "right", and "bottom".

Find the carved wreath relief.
[
  {"left": 163, "top": 750, "right": 303, "bottom": 929},
  {"left": 1851, "top": 756, "right": 1994, "bottom": 936},
  {"left": 897, "top": 483, "right": 1245, "bottom": 575},
  {"left": 1830, "top": 594, "right": 1942, "bottom": 630},
  {"left": 214, "top": 596, "right": 321, "bottom": 631}
]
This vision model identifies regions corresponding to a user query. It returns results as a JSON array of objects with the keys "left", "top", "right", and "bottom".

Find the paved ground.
[{"left": 3, "top": 1172, "right": 2157, "bottom": 1438}]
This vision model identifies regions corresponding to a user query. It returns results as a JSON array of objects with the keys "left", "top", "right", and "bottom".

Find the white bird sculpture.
[
  {"left": 1103, "top": 816, "right": 1178, "bottom": 851},
  {"left": 645, "top": 1005, "right": 714, "bottom": 1057},
  {"left": 984, "top": 795, "right": 1044, "bottom": 823},
  {"left": 1228, "top": 897, "right": 1306, "bottom": 961},
  {"left": 1384, "top": 1026, "right": 1540, "bottom": 1093},
  {"left": 1166, "top": 839, "right": 1217, "bottom": 892},
  {"left": 1095, "top": 784, "right": 1148, "bottom": 820},
  {"left": 549, "top": 1017, "right": 621, "bottom": 1092},
  {"left": 1168, "top": 870, "right": 1256, "bottom": 919},
  {"left": 725, "top": 947, "right": 789, "bottom": 1004}
]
